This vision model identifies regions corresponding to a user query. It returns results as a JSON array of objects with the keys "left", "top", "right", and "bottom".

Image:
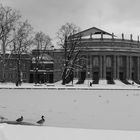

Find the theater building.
[{"left": 54, "top": 27, "right": 140, "bottom": 84}]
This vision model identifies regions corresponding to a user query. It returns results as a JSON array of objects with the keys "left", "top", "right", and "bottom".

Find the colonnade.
[{"left": 86, "top": 55, "right": 140, "bottom": 81}]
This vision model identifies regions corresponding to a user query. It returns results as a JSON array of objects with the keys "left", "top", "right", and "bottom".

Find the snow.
[
  {"left": 0, "top": 79, "right": 140, "bottom": 89},
  {"left": 0, "top": 123, "right": 140, "bottom": 140},
  {"left": 99, "top": 79, "right": 107, "bottom": 85},
  {"left": 0, "top": 82, "right": 140, "bottom": 130},
  {"left": 0, "top": 80, "right": 140, "bottom": 139}
]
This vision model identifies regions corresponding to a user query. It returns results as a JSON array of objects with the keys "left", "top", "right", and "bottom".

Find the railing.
[{"left": 78, "top": 38, "right": 140, "bottom": 52}]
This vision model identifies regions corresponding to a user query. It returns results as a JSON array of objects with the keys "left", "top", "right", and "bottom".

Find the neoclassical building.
[
  {"left": 53, "top": 27, "right": 140, "bottom": 84},
  {"left": 0, "top": 27, "right": 140, "bottom": 85}
]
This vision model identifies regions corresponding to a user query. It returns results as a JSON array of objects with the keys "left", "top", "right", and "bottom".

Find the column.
[
  {"left": 129, "top": 56, "right": 132, "bottom": 79},
  {"left": 100, "top": 56, "right": 103, "bottom": 79},
  {"left": 137, "top": 57, "right": 139, "bottom": 81},
  {"left": 126, "top": 56, "right": 129, "bottom": 80},
  {"left": 116, "top": 56, "right": 120, "bottom": 79},
  {"left": 87, "top": 55, "right": 89, "bottom": 79},
  {"left": 90, "top": 33, "right": 92, "bottom": 39},
  {"left": 90, "top": 55, "right": 92, "bottom": 79},
  {"left": 130, "top": 34, "right": 133, "bottom": 41},
  {"left": 101, "top": 32, "right": 103, "bottom": 39},
  {"left": 113, "top": 55, "right": 116, "bottom": 79},
  {"left": 112, "top": 33, "right": 114, "bottom": 39},
  {"left": 103, "top": 55, "right": 106, "bottom": 79},
  {"left": 122, "top": 33, "right": 124, "bottom": 40}
]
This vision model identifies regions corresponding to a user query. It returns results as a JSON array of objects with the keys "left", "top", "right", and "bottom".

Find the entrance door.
[
  {"left": 80, "top": 71, "right": 86, "bottom": 81},
  {"left": 132, "top": 72, "right": 134, "bottom": 80},
  {"left": 106, "top": 72, "right": 112, "bottom": 80},
  {"left": 93, "top": 72, "right": 99, "bottom": 80},
  {"left": 106, "top": 72, "right": 114, "bottom": 84},
  {"left": 29, "top": 74, "right": 34, "bottom": 83},
  {"left": 93, "top": 72, "right": 99, "bottom": 84},
  {"left": 119, "top": 72, "right": 124, "bottom": 80},
  {"left": 48, "top": 73, "right": 53, "bottom": 83}
]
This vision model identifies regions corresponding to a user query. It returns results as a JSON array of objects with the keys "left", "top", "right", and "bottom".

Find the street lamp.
[
  {"left": 44, "top": 72, "right": 46, "bottom": 84},
  {"left": 88, "top": 71, "right": 90, "bottom": 87},
  {"left": 34, "top": 67, "right": 38, "bottom": 84}
]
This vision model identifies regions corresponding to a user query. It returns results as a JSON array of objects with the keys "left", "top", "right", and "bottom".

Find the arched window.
[
  {"left": 79, "top": 55, "right": 87, "bottom": 68},
  {"left": 119, "top": 56, "right": 123, "bottom": 67},
  {"left": 93, "top": 57, "right": 99, "bottom": 67},
  {"left": 106, "top": 56, "right": 112, "bottom": 67}
]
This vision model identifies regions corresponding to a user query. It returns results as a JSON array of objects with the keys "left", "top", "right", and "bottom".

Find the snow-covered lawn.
[{"left": 0, "top": 81, "right": 140, "bottom": 139}]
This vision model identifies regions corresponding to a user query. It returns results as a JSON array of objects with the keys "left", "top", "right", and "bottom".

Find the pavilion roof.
[
  {"left": 32, "top": 54, "right": 53, "bottom": 63},
  {"left": 71, "top": 27, "right": 115, "bottom": 38}
]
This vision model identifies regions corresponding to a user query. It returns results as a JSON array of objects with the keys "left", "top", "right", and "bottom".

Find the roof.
[
  {"left": 32, "top": 54, "right": 53, "bottom": 62},
  {"left": 71, "top": 27, "right": 115, "bottom": 38},
  {"left": 40, "top": 54, "right": 53, "bottom": 61}
]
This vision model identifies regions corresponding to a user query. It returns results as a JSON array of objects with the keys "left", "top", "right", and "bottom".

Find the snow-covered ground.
[
  {"left": 1, "top": 123, "right": 140, "bottom": 140},
  {"left": 0, "top": 80, "right": 140, "bottom": 130},
  {"left": 0, "top": 79, "right": 139, "bottom": 89},
  {"left": 0, "top": 80, "right": 140, "bottom": 139}
]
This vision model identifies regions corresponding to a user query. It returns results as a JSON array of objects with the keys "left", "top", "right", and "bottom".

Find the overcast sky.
[{"left": 1, "top": 0, "right": 140, "bottom": 44}]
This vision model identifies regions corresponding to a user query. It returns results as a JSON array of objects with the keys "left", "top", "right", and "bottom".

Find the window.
[
  {"left": 9, "top": 62, "right": 13, "bottom": 68},
  {"left": 119, "top": 56, "right": 123, "bottom": 67},
  {"left": 22, "top": 73, "right": 26, "bottom": 79},
  {"left": 106, "top": 56, "right": 112, "bottom": 67},
  {"left": 93, "top": 57, "right": 99, "bottom": 67},
  {"left": 9, "top": 73, "right": 13, "bottom": 80}
]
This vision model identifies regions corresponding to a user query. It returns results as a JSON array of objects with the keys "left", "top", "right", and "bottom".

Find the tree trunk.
[
  {"left": 2, "top": 40, "right": 6, "bottom": 82},
  {"left": 16, "top": 54, "right": 21, "bottom": 86}
]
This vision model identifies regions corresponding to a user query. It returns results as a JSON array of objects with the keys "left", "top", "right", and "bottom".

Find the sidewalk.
[{"left": 0, "top": 80, "right": 139, "bottom": 90}]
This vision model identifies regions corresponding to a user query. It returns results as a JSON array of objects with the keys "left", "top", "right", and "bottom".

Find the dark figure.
[
  {"left": 16, "top": 81, "right": 18, "bottom": 86},
  {"left": 16, "top": 116, "right": 23, "bottom": 123},
  {"left": 37, "top": 116, "right": 45, "bottom": 125},
  {"left": 90, "top": 82, "right": 92, "bottom": 87}
]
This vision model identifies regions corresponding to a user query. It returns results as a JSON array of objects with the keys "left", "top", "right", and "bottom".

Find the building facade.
[
  {"left": 0, "top": 51, "right": 54, "bottom": 84},
  {"left": 1, "top": 27, "right": 140, "bottom": 85},
  {"left": 54, "top": 27, "right": 140, "bottom": 84},
  {"left": 30, "top": 50, "right": 54, "bottom": 83},
  {"left": 0, "top": 54, "right": 31, "bottom": 83}
]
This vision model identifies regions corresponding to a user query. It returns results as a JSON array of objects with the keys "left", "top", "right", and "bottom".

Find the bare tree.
[
  {"left": 57, "top": 23, "right": 82, "bottom": 85},
  {"left": 56, "top": 22, "right": 80, "bottom": 47},
  {"left": 0, "top": 4, "right": 21, "bottom": 81},
  {"left": 10, "top": 20, "right": 33, "bottom": 86},
  {"left": 33, "top": 31, "right": 52, "bottom": 84}
]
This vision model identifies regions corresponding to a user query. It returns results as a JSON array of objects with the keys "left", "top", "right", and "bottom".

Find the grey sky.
[{"left": 1, "top": 0, "right": 140, "bottom": 43}]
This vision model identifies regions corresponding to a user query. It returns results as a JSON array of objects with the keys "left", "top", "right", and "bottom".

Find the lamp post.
[
  {"left": 88, "top": 71, "right": 90, "bottom": 87},
  {"left": 35, "top": 67, "right": 38, "bottom": 84},
  {"left": 44, "top": 72, "right": 46, "bottom": 84}
]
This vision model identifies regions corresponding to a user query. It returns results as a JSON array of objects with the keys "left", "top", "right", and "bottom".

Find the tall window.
[
  {"left": 119, "top": 56, "right": 124, "bottom": 67},
  {"left": 93, "top": 57, "right": 99, "bottom": 67},
  {"left": 106, "top": 56, "right": 112, "bottom": 67},
  {"left": 80, "top": 55, "right": 86, "bottom": 67},
  {"left": 23, "top": 73, "right": 26, "bottom": 79},
  {"left": 9, "top": 73, "right": 13, "bottom": 80}
]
